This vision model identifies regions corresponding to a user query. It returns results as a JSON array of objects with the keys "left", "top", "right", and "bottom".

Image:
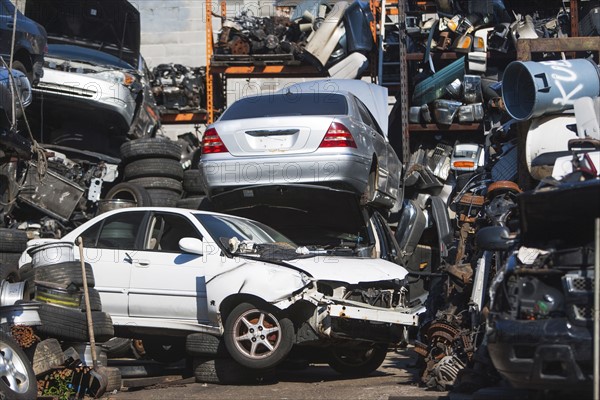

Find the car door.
[
  {"left": 127, "top": 211, "right": 212, "bottom": 324},
  {"left": 77, "top": 210, "right": 147, "bottom": 317},
  {"left": 354, "top": 96, "right": 391, "bottom": 197}
]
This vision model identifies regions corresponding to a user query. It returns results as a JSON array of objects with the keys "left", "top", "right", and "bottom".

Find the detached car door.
[
  {"left": 78, "top": 210, "right": 147, "bottom": 317},
  {"left": 128, "top": 211, "right": 211, "bottom": 324}
]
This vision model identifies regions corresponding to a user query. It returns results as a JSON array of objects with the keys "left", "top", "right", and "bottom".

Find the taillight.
[
  {"left": 202, "top": 127, "right": 229, "bottom": 154},
  {"left": 319, "top": 122, "right": 357, "bottom": 148}
]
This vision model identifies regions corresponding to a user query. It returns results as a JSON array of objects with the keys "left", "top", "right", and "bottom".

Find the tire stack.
[
  {"left": 119, "top": 137, "right": 184, "bottom": 207},
  {"left": 0, "top": 228, "right": 28, "bottom": 282},
  {"left": 186, "top": 332, "right": 274, "bottom": 385},
  {"left": 176, "top": 169, "right": 212, "bottom": 210},
  {"left": 18, "top": 260, "right": 114, "bottom": 343}
]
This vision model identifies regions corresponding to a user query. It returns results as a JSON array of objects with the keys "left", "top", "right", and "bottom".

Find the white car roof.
[{"left": 278, "top": 79, "right": 389, "bottom": 137}]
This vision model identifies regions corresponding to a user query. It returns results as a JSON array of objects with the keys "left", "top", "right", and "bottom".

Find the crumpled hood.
[
  {"left": 287, "top": 256, "right": 408, "bottom": 283},
  {"left": 25, "top": 0, "right": 140, "bottom": 68}
]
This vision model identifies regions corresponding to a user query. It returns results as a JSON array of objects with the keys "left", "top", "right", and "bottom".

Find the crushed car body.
[
  {"left": 21, "top": 207, "right": 418, "bottom": 371},
  {"left": 24, "top": 0, "right": 160, "bottom": 157}
]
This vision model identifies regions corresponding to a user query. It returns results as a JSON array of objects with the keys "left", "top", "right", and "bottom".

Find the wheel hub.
[
  {"left": 0, "top": 346, "right": 30, "bottom": 394},
  {"left": 234, "top": 309, "right": 281, "bottom": 360}
]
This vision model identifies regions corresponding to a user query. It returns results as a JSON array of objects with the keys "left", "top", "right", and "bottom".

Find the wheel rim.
[
  {"left": 0, "top": 340, "right": 31, "bottom": 394},
  {"left": 232, "top": 308, "right": 282, "bottom": 360}
]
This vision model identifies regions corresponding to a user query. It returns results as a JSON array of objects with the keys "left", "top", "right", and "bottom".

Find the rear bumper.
[
  {"left": 200, "top": 153, "right": 371, "bottom": 197},
  {"left": 487, "top": 317, "right": 593, "bottom": 391}
]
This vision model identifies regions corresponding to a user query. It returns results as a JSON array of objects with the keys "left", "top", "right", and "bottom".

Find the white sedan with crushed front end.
[
  {"left": 21, "top": 207, "right": 417, "bottom": 375},
  {"left": 199, "top": 79, "right": 402, "bottom": 209}
]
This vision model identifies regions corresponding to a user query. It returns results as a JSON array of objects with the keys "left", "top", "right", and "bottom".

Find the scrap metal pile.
[{"left": 213, "top": 0, "right": 375, "bottom": 78}]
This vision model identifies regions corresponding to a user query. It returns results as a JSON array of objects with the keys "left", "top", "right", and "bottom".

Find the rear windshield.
[{"left": 219, "top": 93, "right": 348, "bottom": 121}]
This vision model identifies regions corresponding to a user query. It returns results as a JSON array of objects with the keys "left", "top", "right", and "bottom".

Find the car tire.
[
  {"left": 0, "top": 329, "right": 38, "bottom": 400},
  {"left": 223, "top": 302, "right": 294, "bottom": 370},
  {"left": 327, "top": 344, "right": 388, "bottom": 377},
  {"left": 361, "top": 163, "right": 378, "bottom": 206},
  {"left": 120, "top": 137, "right": 182, "bottom": 162},
  {"left": 22, "top": 261, "right": 95, "bottom": 289},
  {"left": 79, "top": 288, "right": 103, "bottom": 312},
  {"left": 123, "top": 158, "right": 184, "bottom": 181},
  {"left": 11, "top": 60, "right": 34, "bottom": 87},
  {"left": 128, "top": 177, "right": 183, "bottom": 193},
  {"left": 104, "top": 367, "right": 122, "bottom": 392},
  {"left": 186, "top": 333, "right": 228, "bottom": 358},
  {"left": 36, "top": 303, "right": 114, "bottom": 342},
  {"left": 182, "top": 170, "right": 205, "bottom": 195},
  {"left": 141, "top": 337, "right": 186, "bottom": 364},
  {"left": 0, "top": 229, "right": 28, "bottom": 253},
  {"left": 192, "top": 357, "right": 274, "bottom": 385},
  {"left": 0, "top": 263, "right": 20, "bottom": 282},
  {"left": 0, "top": 253, "right": 22, "bottom": 269},
  {"left": 176, "top": 196, "right": 209, "bottom": 210},
  {"left": 145, "top": 189, "right": 182, "bottom": 207},
  {"left": 102, "top": 337, "right": 134, "bottom": 359},
  {"left": 31, "top": 338, "right": 65, "bottom": 376},
  {"left": 105, "top": 182, "right": 153, "bottom": 206}
]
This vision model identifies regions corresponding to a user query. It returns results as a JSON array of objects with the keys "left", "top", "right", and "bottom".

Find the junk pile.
[
  {"left": 1, "top": 241, "right": 120, "bottom": 399},
  {"left": 151, "top": 64, "right": 207, "bottom": 113},
  {"left": 213, "top": 0, "right": 375, "bottom": 78}
]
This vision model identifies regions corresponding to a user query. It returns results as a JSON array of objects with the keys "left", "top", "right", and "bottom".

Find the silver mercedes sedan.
[{"left": 198, "top": 79, "right": 402, "bottom": 209}]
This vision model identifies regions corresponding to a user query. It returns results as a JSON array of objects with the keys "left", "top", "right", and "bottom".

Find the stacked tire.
[
  {"left": 186, "top": 332, "right": 274, "bottom": 385},
  {"left": 0, "top": 228, "right": 28, "bottom": 282},
  {"left": 119, "top": 137, "right": 184, "bottom": 207},
  {"left": 19, "top": 259, "right": 114, "bottom": 343},
  {"left": 176, "top": 169, "right": 211, "bottom": 210}
]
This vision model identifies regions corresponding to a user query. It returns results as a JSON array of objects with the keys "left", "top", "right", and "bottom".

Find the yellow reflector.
[{"left": 419, "top": 262, "right": 428, "bottom": 270}]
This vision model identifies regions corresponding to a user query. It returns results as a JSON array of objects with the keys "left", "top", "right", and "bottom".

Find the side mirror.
[
  {"left": 475, "top": 226, "right": 514, "bottom": 251},
  {"left": 0, "top": 69, "right": 32, "bottom": 118},
  {"left": 179, "top": 237, "right": 203, "bottom": 255}
]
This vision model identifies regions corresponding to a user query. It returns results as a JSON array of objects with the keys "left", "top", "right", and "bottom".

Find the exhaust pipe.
[{"left": 502, "top": 59, "right": 600, "bottom": 121}]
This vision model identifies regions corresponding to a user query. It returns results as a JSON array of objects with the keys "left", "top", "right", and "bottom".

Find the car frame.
[{"left": 22, "top": 206, "right": 419, "bottom": 373}]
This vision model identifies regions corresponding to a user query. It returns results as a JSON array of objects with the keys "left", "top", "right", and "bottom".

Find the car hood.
[
  {"left": 288, "top": 256, "right": 408, "bottom": 283},
  {"left": 279, "top": 79, "right": 389, "bottom": 137},
  {"left": 211, "top": 184, "right": 367, "bottom": 247},
  {"left": 25, "top": 0, "right": 140, "bottom": 68}
]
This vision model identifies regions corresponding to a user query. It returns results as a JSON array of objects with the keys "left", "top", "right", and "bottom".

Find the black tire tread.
[
  {"left": 105, "top": 182, "right": 153, "bottom": 207},
  {"left": 0, "top": 262, "right": 19, "bottom": 282},
  {"left": 0, "top": 330, "right": 38, "bottom": 399},
  {"left": 120, "top": 137, "right": 182, "bottom": 161},
  {"left": 36, "top": 303, "right": 114, "bottom": 342},
  {"left": 146, "top": 189, "right": 181, "bottom": 207},
  {"left": 182, "top": 170, "right": 205, "bottom": 195},
  {"left": 124, "top": 158, "right": 184, "bottom": 180},
  {"left": 186, "top": 333, "right": 228, "bottom": 358},
  {"left": 128, "top": 177, "right": 183, "bottom": 193},
  {"left": 192, "top": 357, "right": 274, "bottom": 385},
  {"left": 22, "top": 261, "right": 95, "bottom": 289},
  {"left": 0, "top": 228, "right": 28, "bottom": 252}
]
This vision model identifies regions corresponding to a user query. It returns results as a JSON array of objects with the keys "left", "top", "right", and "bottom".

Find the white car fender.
[{"left": 206, "top": 260, "right": 313, "bottom": 315}]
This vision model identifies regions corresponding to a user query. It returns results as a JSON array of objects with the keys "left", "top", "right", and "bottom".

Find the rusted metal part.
[
  {"left": 455, "top": 222, "right": 471, "bottom": 265},
  {"left": 446, "top": 263, "right": 473, "bottom": 286},
  {"left": 10, "top": 324, "right": 40, "bottom": 348},
  {"left": 516, "top": 37, "right": 600, "bottom": 61},
  {"left": 486, "top": 180, "right": 522, "bottom": 199}
]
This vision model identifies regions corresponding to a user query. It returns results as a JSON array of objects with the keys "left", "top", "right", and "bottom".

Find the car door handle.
[{"left": 134, "top": 260, "right": 151, "bottom": 267}]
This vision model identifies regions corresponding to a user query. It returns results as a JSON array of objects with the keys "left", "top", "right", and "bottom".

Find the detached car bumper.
[{"left": 487, "top": 317, "right": 593, "bottom": 391}]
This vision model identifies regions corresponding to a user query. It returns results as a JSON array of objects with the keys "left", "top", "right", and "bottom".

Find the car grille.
[
  {"left": 571, "top": 304, "right": 593, "bottom": 322},
  {"left": 563, "top": 271, "right": 594, "bottom": 294}
]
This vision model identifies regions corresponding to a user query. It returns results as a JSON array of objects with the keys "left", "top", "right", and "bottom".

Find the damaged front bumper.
[{"left": 487, "top": 317, "right": 593, "bottom": 391}]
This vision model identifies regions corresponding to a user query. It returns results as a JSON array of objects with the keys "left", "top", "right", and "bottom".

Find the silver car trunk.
[{"left": 216, "top": 116, "right": 335, "bottom": 156}]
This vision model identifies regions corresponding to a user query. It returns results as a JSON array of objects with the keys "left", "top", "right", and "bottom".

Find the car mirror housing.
[
  {"left": 179, "top": 237, "right": 204, "bottom": 255},
  {"left": 475, "top": 226, "right": 514, "bottom": 251}
]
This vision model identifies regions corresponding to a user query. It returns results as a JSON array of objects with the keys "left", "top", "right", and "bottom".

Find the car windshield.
[
  {"left": 219, "top": 93, "right": 348, "bottom": 121},
  {"left": 194, "top": 213, "right": 297, "bottom": 255}
]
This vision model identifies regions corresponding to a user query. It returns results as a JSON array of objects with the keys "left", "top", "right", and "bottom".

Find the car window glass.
[
  {"left": 145, "top": 212, "right": 201, "bottom": 252},
  {"left": 375, "top": 212, "right": 399, "bottom": 260},
  {"left": 87, "top": 212, "right": 145, "bottom": 249},
  {"left": 354, "top": 97, "right": 384, "bottom": 137},
  {"left": 219, "top": 93, "right": 348, "bottom": 121}
]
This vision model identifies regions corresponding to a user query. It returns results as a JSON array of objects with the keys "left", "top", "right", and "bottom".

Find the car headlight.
[{"left": 92, "top": 70, "right": 137, "bottom": 86}]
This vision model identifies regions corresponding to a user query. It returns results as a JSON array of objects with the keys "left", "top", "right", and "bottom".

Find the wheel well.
[
  {"left": 219, "top": 295, "right": 315, "bottom": 330},
  {"left": 13, "top": 49, "right": 32, "bottom": 72}
]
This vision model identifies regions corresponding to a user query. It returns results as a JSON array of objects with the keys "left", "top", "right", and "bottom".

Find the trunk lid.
[{"left": 214, "top": 116, "right": 335, "bottom": 156}]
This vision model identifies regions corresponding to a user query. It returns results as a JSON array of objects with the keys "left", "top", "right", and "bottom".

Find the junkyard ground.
[{"left": 103, "top": 347, "right": 448, "bottom": 400}]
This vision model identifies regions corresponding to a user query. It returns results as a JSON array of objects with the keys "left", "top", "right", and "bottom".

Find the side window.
[
  {"left": 145, "top": 213, "right": 201, "bottom": 252},
  {"left": 354, "top": 97, "right": 384, "bottom": 137},
  {"left": 84, "top": 212, "right": 145, "bottom": 249}
]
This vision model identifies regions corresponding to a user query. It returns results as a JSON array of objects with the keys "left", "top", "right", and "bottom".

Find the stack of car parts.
[{"left": 119, "top": 137, "right": 184, "bottom": 207}]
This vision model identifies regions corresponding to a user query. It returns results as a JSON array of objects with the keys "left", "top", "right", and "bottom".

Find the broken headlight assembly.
[{"left": 504, "top": 274, "right": 565, "bottom": 320}]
